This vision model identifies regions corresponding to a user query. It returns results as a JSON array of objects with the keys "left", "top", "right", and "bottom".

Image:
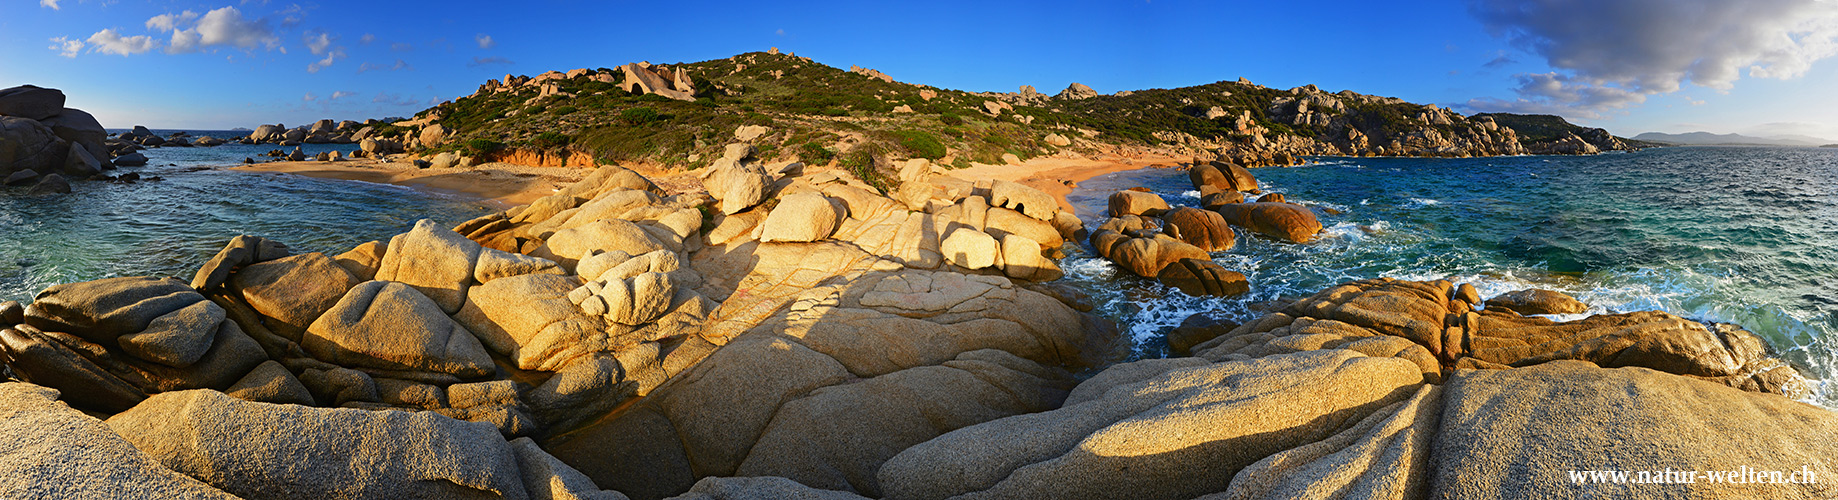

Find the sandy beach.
[
  {"left": 231, "top": 159, "right": 590, "bottom": 207},
  {"left": 944, "top": 154, "right": 1191, "bottom": 215}
]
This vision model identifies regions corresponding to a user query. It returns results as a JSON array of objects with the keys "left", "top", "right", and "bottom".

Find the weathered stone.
[
  {"left": 231, "top": 252, "right": 361, "bottom": 342},
  {"left": 1161, "top": 206, "right": 1236, "bottom": 252},
  {"left": 24, "top": 276, "right": 204, "bottom": 344},
  {"left": 375, "top": 219, "right": 484, "bottom": 314},
  {"left": 758, "top": 192, "right": 842, "bottom": 243},
  {"left": 116, "top": 299, "right": 225, "bottom": 368},
  {"left": 877, "top": 350, "right": 1423, "bottom": 500},
  {"left": 989, "top": 180, "right": 1056, "bottom": 220},
  {"left": 0, "top": 85, "right": 65, "bottom": 120},
  {"left": 1157, "top": 258, "right": 1250, "bottom": 297},
  {"left": 1431, "top": 361, "right": 1838, "bottom": 500},
  {"left": 663, "top": 477, "right": 869, "bottom": 500},
  {"left": 0, "top": 383, "right": 235, "bottom": 499},
  {"left": 223, "top": 360, "right": 315, "bottom": 406},
  {"left": 735, "top": 349, "right": 1073, "bottom": 497},
  {"left": 304, "top": 281, "right": 494, "bottom": 378},
  {"left": 941, "top": 226, "right": 1000, "bottom": 270},
  {"left": 1107, "top": 190, "right": 1170, "bottom": 217},
  {"left": 1483, "top": 289, "right": 1587, "bottom": 315},
  {"left": 107, "top": 389, "right": 604, "bottom": 500},
  {"left": 1214, "top": 202, "right": 1322, "bottom": 243}
]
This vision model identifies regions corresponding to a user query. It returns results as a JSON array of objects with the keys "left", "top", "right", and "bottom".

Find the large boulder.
[
  {"left": 941, "top": 226, "right": 1000, "bottom": 270},
  {"left": 758, "top": 192, "right": 842, "bottom": 243},
  {"left": 703, "top": 154, "right": 772, "bottom": 215},
  {"left": 375, "top": 219, "right": 484, "bottom": 314},
  {"left": 0, "top": 116, "right": 65, "bottom": 174},
  {"left": 0, "top": 383, "right": 236, "bottom": 499},
  {"left": 1214, "top": 202, "right": 1322, "bottom": 243},
  {"left": 40, "top": 107, "right": 109, "bottom": 162},
  {"left": 0, "top": 85, "right": 65, "bottom": 120},
  {"left": 1160, "top": 206, "right": 1236, "bottom": 252},
  {"left": 1484, "top": 288, "right": 1588, "bottom": 315},
  {"left": 420, "top": 123, "right": 449, "bottom": 147},
  {"left": 1087, "top": 216, "right": 1210, "bottom": 277},
  {"left": 1157, "top": 258, "right": 1249, "bottom": 297},
  {"left": 303, "top": 280, "right": 494, "bottom": 379},
  {"left": 249, "top": 124, "right": 284, "bottom": 142},
  {"left": 61, "top": 141, "right": 101, "bottom": 178},
  {"left": 26, "top": 173, "right": 70, "bottom": 195},
  {"left": 989, "top": 180, "right": 1056, "bottom": 221},
  {"left": 107, "top": 389, "right": 627, "bottom": 500},
  {"left": 23, "top": 276, "right": 203, "bottom": 344},
  {"left": 1431, "top": 361, "right": 1838, "bottom": 500},
  {"left": 1107, "top": 190, "right": 1170, "bottom": 217},
  {"left": 230, "top": 252, "right": 362, "bottom": 341},
  {"left": 877, "top": 350, "right": 1424, "bottom": 500}
]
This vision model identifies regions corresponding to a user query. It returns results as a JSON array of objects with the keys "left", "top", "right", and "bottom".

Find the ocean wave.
[{"left": 1401, "top": 197, "right": 1442, "bottom": 209}]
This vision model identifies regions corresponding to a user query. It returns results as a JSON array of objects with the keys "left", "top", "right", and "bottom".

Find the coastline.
[
  {"left": 944, "top": 155, "right": 1191, "bottom": 215},
  {"left": 230, "top": 160, "right": 589, "bottom": 208},
  {"left": 230, "top": 153, "right": 1189, "bottom": 215}
]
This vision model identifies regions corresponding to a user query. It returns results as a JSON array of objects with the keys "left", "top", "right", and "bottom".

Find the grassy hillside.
[{"left": 399, "top": 51, "right": 1624, "bottom": 188}]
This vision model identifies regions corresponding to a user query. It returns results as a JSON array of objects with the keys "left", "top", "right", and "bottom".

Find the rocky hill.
[{"left": 262, "top": 50, "right": 1641, "bottom": 185}]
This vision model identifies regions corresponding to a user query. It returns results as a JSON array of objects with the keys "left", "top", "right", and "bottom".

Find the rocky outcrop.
[
  {"left": 0, "top": 383, "right": 236, "bottom": 499},
  {"left": 1483, "top": 288, "right": 1587, "bottom": 315},
  {"left": 107, "top": 389, "right": 627, "bottom": 500},
  {"left": 874, "top": 278, "right": 1824, "bottom": 500},
  {"left": 1214, "top": 202, "right": 1323, "bottom": 243},
  {"left": 1, "top": 85, "right": 116, "bottom": 185}
]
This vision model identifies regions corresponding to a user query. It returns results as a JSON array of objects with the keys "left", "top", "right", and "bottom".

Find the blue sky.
[{"left": 4, "top": 0, "right": 1836, "bottom": 140}]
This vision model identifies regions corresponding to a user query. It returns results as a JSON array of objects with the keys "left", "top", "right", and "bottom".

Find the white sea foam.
[{"left": 1402, "top": 198, "right": 1441, "bottom": 209}]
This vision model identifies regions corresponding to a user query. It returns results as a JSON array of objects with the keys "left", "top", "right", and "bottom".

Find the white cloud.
[
  {"left": 1465, "top": 72, "right": 1647, "bottom": 118},
  {"left": 182, "top": 6, "right": 280, "bottom": 50},
  {"left": 302, "top": 32, "right": 345, "bottom": 73},
  {"left": 467, "top": 56, "right": 514, "bottom": 67},
  {"left": 776, "top": 29, "right": 786, "bottom": 36},
  {"left": 48, "top": 37, "right": 84, "bottom": 58},
  {"left": 330, "top": 90, "right": 357, "bottom": 100},
  {"left": 358, "top": 59, "right": 412, "bottom": 73},
  {"left": 147, "top": 11, "right": 200, "bottom": 32},
  {"left": 87, "top": 29, "right": 159, "bottom": 56},
  {"left": 40, "top": 0, "right": 59, "bottom": 10},
  {"left": 302, "top": 92, "right": 317, "bottom": 102},
  {"left": 475, "top": 34, "right": 495, "bottom": 49},
  {"left": 359, "top": 33, "right": 375, "bottom": 44},
  {"left": 304, "top": 32, "right": 331, "bottom": 54},
  {"left": 1467, "top": 0, "right": 1838, "bottom": 115}
]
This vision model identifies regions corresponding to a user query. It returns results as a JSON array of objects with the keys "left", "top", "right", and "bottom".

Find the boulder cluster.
[
  {"left": 476, "top": 63, "right": 696, "bottom": 102},
  {"left": 0, "top": 85, "right": 122, "bottom": 194},
  {"left": 1084, "top": 159, "right": 1324, "bottom": 297},
  {"left": 1, "top": 145, "right": 1831, "bottom": 499},
  {"left": 244, "top": 118, "right": 382, "bottom": 147}
]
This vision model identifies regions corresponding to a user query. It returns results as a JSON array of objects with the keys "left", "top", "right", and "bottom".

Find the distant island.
[
  {"left": 1632, "top": 131, "right": 1834, "bottom": 147},
  {"left": 229, "top": 127, "right": 252, "bottom": 131},
  {"left": 1824, "top": 144, "right": 1837, "bottom": 148}
]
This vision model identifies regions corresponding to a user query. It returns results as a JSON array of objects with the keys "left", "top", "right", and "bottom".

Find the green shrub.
[
  {"left": 983, "top": 134, "right": 1011, "bottom": 146},
  {"left": 522, "top": 105, "right": 545, "bottom": 115},
  {"left": 533, "top": 132, "right": 571, "bottom": 149},
  {"left": 939, "top": 114, "right": 964, "bottom": 126},
  {"left": 799, "top": 142, "right": 835, "bottom": 165},
  {"left": 889, "top": 130, "right": 946, "bottom": 159},
  {"left": 553, "top": 106, "right": 578, "bottom": 116},
  {"left": 621, "top": 107, "right": 660, "bottom": 124},
  {"left": 464, "top": 139, "right": 505, "bottom": 156}
]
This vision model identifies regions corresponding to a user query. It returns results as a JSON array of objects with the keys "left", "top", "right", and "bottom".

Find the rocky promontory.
[{"left": 1, "top": 139, "right": 1831, "bottom": 499}]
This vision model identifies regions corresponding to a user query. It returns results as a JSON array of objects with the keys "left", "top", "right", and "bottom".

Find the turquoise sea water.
[
  {"left": 1061, "top": 146, "right": 1837, "bottom": 407},
  {"left": 0, "top": 136, "right": 497, "bottom": 303}
]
